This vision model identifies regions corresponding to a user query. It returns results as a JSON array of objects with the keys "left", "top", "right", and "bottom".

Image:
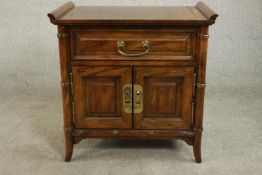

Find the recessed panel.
[
  {"left": 71, "top": 29, "right": 196, "bottom": 60},
  {"left": 134, "top": 66, "right": 194, "bottom": 129},
  {"left": 72, "top": 66, "right": 132, "bottom": 129},
  {"left": 145, "top": 77, "right": 183, "bottom": 118},
  {"left": 84, "top": 77, "right": 120, "bottom": 117}
]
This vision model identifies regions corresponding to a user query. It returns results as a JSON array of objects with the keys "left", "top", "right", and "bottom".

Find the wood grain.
[
  {"left": 196, "top": 1, "right": 218, "bottom": 23},
  {"left": 48, "top": 1, "right": 218, "bottom": 162},
  {"left": 48, "top": 1, "right": 75, "bottom": 24},
  {"left": 145, "top": 77, "right": 182, "bottom": 118},
  {"left": 192, "top": 26, "right": 209, "bottom": 163},
  {"left": 71, "top": 29, "right": 196, "bottom": 59},
  {"left": 72, "top": 66, "right": 132, "bottom": 129},
  {"left": 134, "top": 67, "right": 194, "bottom": 129},
  {"left": 72, "top": 129, "right": 194, "bottom": 139},
  {"left": 57, "top": 26, "right": 74, "bottom": 162},
  {"left": 48, "top": 2, "right": 218, "bottom": 26}
]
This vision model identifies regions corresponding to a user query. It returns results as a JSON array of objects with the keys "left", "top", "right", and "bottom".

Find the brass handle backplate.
[
  {"left": 123, "top": 84, "right": 132, "bottom": 113},
  {"left": 134, "top": 84, "right": 143, "bottom": 113},
  {"left": 123, "top": 84, "right": 143, "bottom": 113},
  {"left": 117, "top": 40, "right": 150, "bottom": 57}
]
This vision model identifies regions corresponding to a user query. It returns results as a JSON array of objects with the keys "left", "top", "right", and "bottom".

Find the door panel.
[
  {"left": 85, "top": 77, "right": 120, "bottom": 116},
  {"left": 72, "top": 66, "right": 132, "bottom": 129},
  {"left": 134, "top": 67, "right": 194, "bottom": 129},
  {"left": 145, "top": 77, "right": 183, "bottom": 118}
]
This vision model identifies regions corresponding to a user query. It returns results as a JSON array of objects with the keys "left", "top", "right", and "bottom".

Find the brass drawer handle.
[{"left": 117, "top": 40, "right": 150, "bottom": 57}]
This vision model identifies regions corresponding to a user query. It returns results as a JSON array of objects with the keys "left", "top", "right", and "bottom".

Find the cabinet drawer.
[{"left": 70, "top": 29, "right": 196, "bottom": 60}]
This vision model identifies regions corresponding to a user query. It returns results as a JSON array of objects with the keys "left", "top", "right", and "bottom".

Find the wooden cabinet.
[{"left": 48, "top": 1, "right": 218, "bottom": 163}]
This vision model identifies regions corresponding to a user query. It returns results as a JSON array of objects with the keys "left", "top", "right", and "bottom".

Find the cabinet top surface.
[
  {"left": 62, "top": 6, "right": 207, "bottom": 21},
  {"left": 48, "top": 1, "right": 218, "bottom": 26}
]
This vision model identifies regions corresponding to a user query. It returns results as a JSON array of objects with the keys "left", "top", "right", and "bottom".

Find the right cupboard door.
[{"left": 134, "top": 67, "right": 194, "bottom": 129}]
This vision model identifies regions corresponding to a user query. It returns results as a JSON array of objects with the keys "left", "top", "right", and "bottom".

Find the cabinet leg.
[
  {"left": 64, "top": 132, "right": 74, "bottom": 162},
  {"left": 193, "top": 132, "right": 202, "bottom": 163}
]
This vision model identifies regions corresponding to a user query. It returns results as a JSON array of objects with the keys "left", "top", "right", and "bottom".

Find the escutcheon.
[
  {"left": 134, "top": 84, "right": 143, "bottom": 113},
  {"left": 123, "top": 84, "right": 132, "bottom": 113}
]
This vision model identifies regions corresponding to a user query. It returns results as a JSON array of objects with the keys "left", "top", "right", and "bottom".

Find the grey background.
[
  {"left": 0, "top": 1, "right": 262, "bottom": 175},
  {"left": 0, "top": 0, "right": 262, "bottom": 96}
]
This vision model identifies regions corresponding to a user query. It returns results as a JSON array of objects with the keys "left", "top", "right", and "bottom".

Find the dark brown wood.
[
  {"left": 196, "top": 1, "right": 219, "bottom": 23},
  {"left": 70, "top": 28, "right": 196, "bottom": 59},
  {"left": 134, "top": 67, "right": 194, "bottom": 129},
  {"left": 57, "top": 26, "right": 74, "bottom": 162},
  {"left": 48, "top": 2, "right": 218, "bottom": 26},
  {"left": 72, "top": 66, "right": 132, "bottom": 129},
  {"left": 48, "top": 1, "right": 218, "bottom": 162},
  {"left": 192, "top": 26, "right": 209, "bottom": 163},
  {"left": 72, "top": 129, "right": 194, "bottom": 145},
  {"left": 71, "top": 60, "right": 197, "bottom": 67},
  {"left": 72, "top": 130, "right": 194, "bottom": 146},
  {"left": 48, "top": 1, "right": 75, "bottom": 24}
]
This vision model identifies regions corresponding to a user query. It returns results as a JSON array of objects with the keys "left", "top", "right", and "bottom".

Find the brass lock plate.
[
  {"left": 134, "top": 84, "right": 143, "bottom": 113},
  {"left": 123, "top": 84, "right": 132, "bottom": 113}
]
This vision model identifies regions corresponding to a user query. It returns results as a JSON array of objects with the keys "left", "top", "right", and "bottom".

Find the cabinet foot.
[
  {"left": 64, "top": 132, "right": 74, "bottom": 162},
  {"left": 193, "top": 132, "right": 202, "bottom": 163}
]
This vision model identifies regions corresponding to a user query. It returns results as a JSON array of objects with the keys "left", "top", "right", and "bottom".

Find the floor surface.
[{"left": 0, "top": 89, "right": 261, "bottom": 175}]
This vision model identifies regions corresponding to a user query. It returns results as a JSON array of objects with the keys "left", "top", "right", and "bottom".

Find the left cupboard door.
[{"left": 72, "top": 66, "right": 132, "bottom": 129}]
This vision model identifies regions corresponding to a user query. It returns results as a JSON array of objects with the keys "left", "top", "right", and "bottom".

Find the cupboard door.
[
  {"left": 134, "top": 67, "right": 194, "bottom": 129},
  {"left": 72, "top": 66, "right": 132, "bottom": 129}
]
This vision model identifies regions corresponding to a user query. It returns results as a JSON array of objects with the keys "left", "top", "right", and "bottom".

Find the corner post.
[
  {"left": 57, "top": 25, "right": 74, "bottom": 162},
  {"left": 193, "top": 26, "right": 209, "bottom": 163}
]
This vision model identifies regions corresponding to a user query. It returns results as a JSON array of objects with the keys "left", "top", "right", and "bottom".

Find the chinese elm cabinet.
[{"left": 48, "top": 1, "right": 218, "bottom": 162}]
